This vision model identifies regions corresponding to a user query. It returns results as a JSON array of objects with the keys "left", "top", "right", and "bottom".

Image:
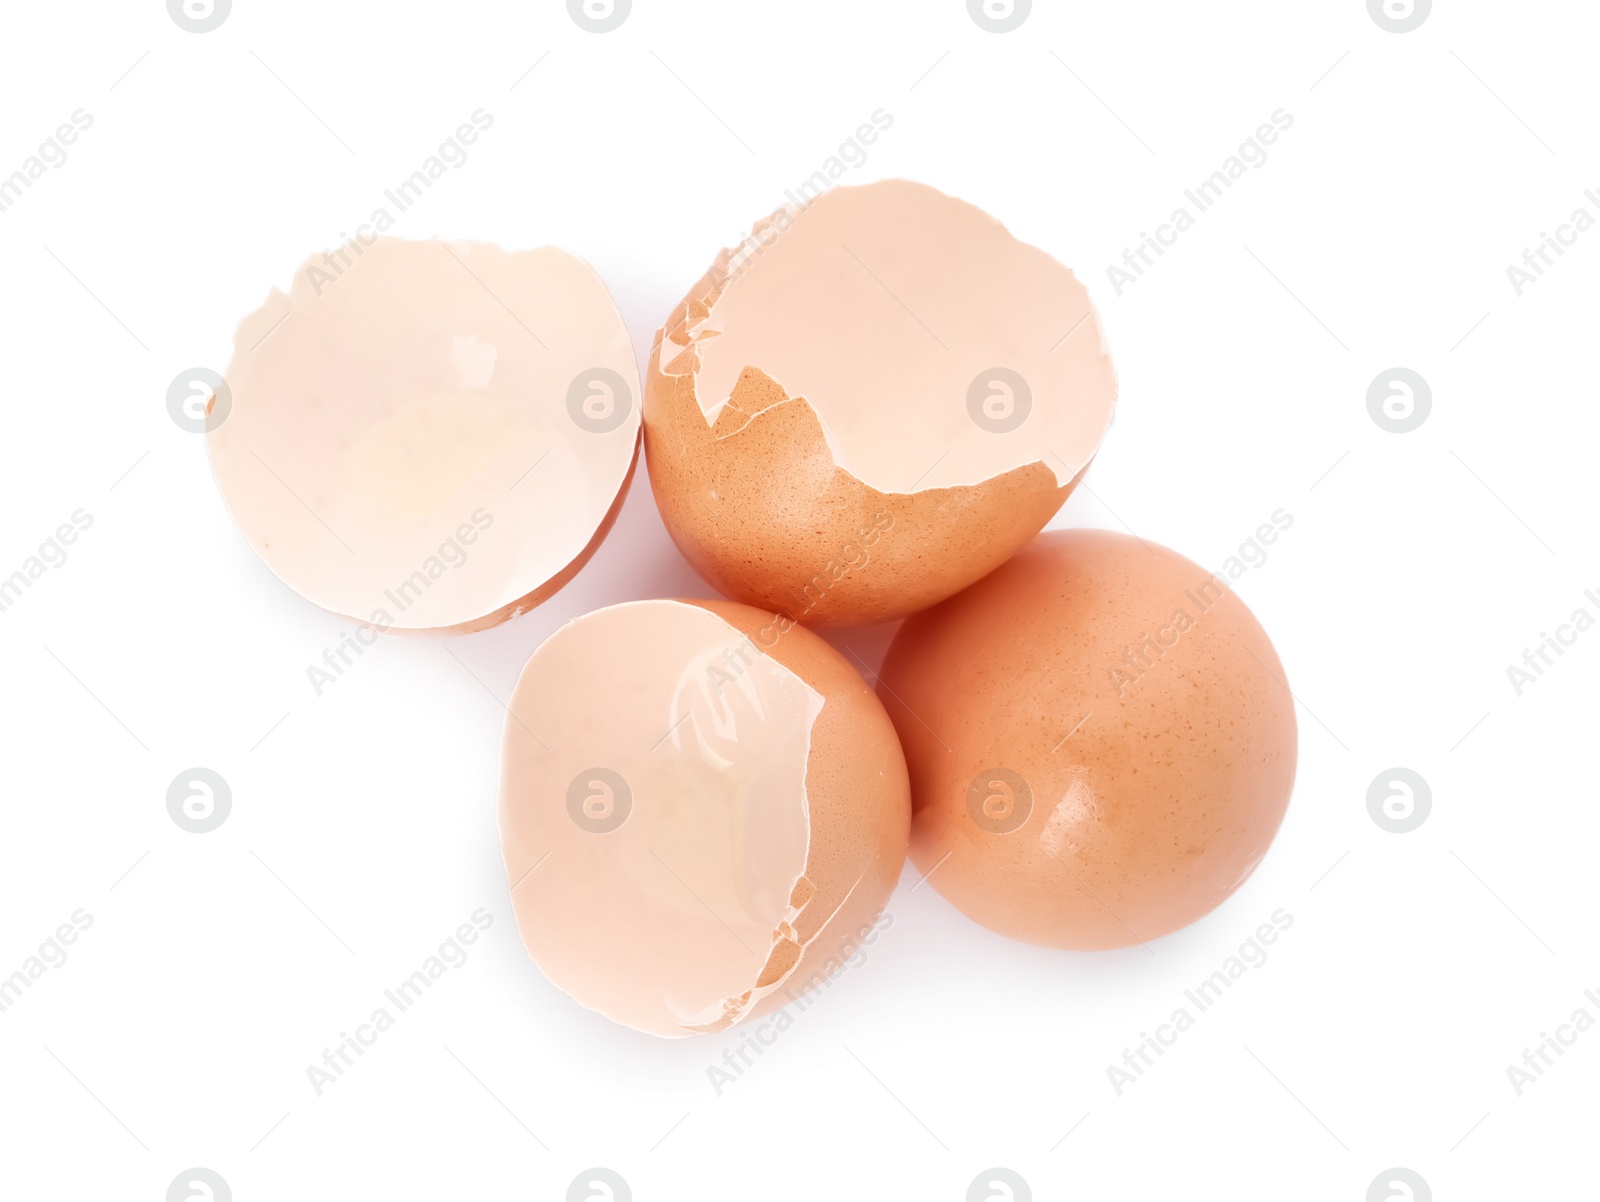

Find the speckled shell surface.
[
  {"left": 645, "top": 346, "right": 1077, "bottom": 626},
  {"left": 875, "top": 529, "right": 1298, "bottom": 949},
  {"left": 642, "top": 180, "right": 1115, "bottom": 627}
]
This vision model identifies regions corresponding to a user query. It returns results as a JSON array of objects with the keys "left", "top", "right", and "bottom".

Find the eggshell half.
[
  {"left": 645, "top": 180, "right": 1116, "bottom": 626},
  {"left": 876, "top": 529, "right": 1297, "bottom": 949},
  {"left": 499, "top": 598, "right": 909, "bottom": 1037},
  {"left": 208, "top": 237, "right": 641, "bottom": 634}
]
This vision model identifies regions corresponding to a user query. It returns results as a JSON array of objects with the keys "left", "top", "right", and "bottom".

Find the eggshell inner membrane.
[
  {"left": 500, "top": 599, "right": 832, "bottom": 1037},
  {"left": 680, "top": 179, "right": 1115, "bottom": 492},
  {"left": 208, "top": 238, "right": 640, "bottom": 633}
]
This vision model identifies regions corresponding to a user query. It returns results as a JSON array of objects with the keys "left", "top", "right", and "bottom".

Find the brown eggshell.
[
  {"left": 875, "top": 529, "right": 1297, "bottom": 949},
  {"left": 644, "top": 180, "right": 1115, "bottom": 626},
  {"left": 499, "top": 598, "right": 908, "bottom": 1037}
]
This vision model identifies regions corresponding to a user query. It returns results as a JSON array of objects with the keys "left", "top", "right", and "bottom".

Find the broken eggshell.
[
  {"left": 207, "top": 237, "right": 640, "bottom": 634},
  {"left": 499, "top": 598, "right": 910, "bottom": 1037},
  {"left": 644, "top": 179, "right": 1117, "bottom": 626}
]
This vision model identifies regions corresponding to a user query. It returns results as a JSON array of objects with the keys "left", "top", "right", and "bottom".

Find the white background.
[{"left": 1, "top": 1, "right": 1595, "bottom": 1198}]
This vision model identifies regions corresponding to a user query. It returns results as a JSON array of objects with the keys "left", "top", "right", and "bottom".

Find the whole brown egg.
[{"left": 875, "top": 529, "right": 1297, "bottom": 949}]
